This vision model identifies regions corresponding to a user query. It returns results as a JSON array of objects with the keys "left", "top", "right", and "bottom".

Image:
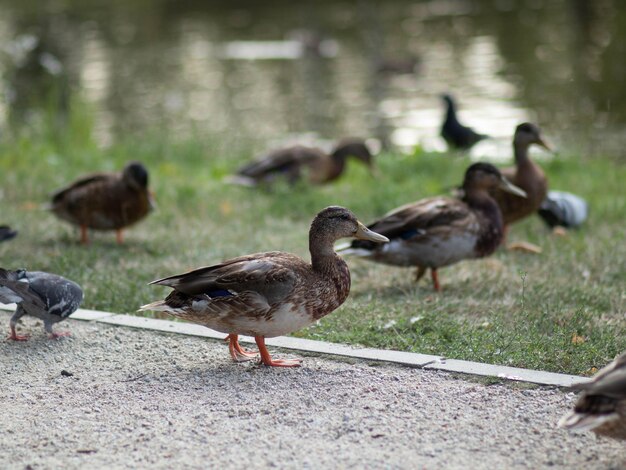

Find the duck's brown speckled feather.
[
  {"left": 150, "top": 251, "right": 351, "bottom": 338},
  {"left": 492, "top": 161, "right": 547, "bottom": 225}
]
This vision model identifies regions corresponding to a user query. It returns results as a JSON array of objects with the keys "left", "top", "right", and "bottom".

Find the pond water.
[{"left": 0, "top": 0, "right": 624, "bottom": 159}]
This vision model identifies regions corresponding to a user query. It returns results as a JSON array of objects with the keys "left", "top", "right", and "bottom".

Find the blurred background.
[{"left": 0, "top": 0, "right": 624, "bottom": 159}]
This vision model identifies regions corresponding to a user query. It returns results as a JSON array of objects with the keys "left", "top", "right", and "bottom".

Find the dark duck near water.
[
  {"left": 140, "top": 206, "right": 388, "bottom": 367},
  {"left": 0, "top": 268, "right": 83, "bottom": 340},
  {"left": 338, "top": 163, "right": 526, "bottom": 291},
  {"left": 230, "top": 138, "right": 375, "bottom": 187},
  {"left": 559, "top": 351, "right": 626, "bottom": 440},
  {"left": 440, "top": 94, "right": 488, "bottom": 151},
  {"left": 50, "top": 161, "right": 154, "bottom": 244}
]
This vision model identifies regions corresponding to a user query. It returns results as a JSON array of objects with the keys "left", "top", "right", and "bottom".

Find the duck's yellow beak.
[
  {"left": 355, "top": 221, "right": 389, "bottom": 243},
  {"left": 498, "top": 177, "right": 527, "bottom": 198},
  {"left": 537, "top": 137, "right": 552, "bottom": 152}
]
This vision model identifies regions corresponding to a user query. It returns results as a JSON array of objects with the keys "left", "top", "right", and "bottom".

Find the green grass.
[{"left": 1, "top": 104, "right": 624, "bottom": 376}]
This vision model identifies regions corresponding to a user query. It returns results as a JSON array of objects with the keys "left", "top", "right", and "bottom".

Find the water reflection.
[{"left": 0, "top": 0, "right": 624, "bottom": 158}]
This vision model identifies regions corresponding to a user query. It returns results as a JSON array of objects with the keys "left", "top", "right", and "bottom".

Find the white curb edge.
[{"left": 0, "top": 304, "right": 590, "bottom": 388}]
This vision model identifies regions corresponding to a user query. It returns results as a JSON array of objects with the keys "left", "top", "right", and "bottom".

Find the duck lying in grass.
[
  {"left": 0, "top": 268, "right": 83, "bottom": 340},
  {"left": 140, "top": 206, "right": 388, "bottom": 367},
  {"left": 229, "top": 138, "right": 375, "bottom": 187},
  {"left": 337, "top": 163, "right": 526, "bottom": 291},
  {"left": 559, "top": 352, "right": 626, "bottom": 440},
  {"left": 50, "top": 161, "right": 154, "bottom": 244}
]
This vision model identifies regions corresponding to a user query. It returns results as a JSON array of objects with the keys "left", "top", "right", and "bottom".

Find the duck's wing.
[
  {"left": 0, "top": 268, "right": 46, "bottom": 311},
  {"left": 51, "top": 173, "right": 114, "bottom": 203},
  {"left": 151, "top": 252, "right": 299, "bottom": 305},
  {"left": 367, "top": 197, "right": 471, "bottom": 240},
  {"left": 572, "top": 353, "right": 626, "bottom": 399}
]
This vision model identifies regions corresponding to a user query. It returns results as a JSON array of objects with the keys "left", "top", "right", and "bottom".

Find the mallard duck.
[
  {"left": 0, "top": 225, "right": 17, "bottom": 242},
  {"left": 338, "top": 163, "right": 526, "bottom": 291},
  {"left": 558, "top": 352, "right": 626, "bottom": 440},
  {"left": 50, "top": 161, "right": 154, "bottom": 244},
  {"left": 229, "top": 138, "right": 375, "bottom": 187},
  {"left": 440, "top": 94, "right": 488, "bottom": 151},
  {"left": 491, "top": 123, "right": 550, "bottom": 227},
  {"left": 0, "top": 268, "right": 83, "bottom": 340},
  {"left": 139, "top": 206, "right": 388, "bottom": 367}
]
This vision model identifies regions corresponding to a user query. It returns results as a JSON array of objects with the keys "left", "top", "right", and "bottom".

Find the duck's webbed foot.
[
  {"left": 255, "top": 336, "right": 302, "bottom": 368},
  {"left": 226, "top": 334, "right": 259, "bottom": 362}
]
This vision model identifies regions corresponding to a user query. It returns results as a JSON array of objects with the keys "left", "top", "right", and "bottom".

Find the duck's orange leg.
[
  {"left": 116, "top": 229, "right": 124, "bottom": 245},
  {"left": 225, "top": 334, "right": 258, "bottom": 362},
  {"left": 255, "top": 336, "right": 301, "bottom": 367},
  {"left": 80, "top": 225, "right": 89, "bottom": 244},
  {"left": 431, "top": 268, "right": 441, "bottom": 292},
  {"left": 414, "top": 266, "right": 426, "bottom": 282}
]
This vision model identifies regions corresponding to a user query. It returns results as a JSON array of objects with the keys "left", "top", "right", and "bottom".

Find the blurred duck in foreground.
[
  {"left": 440, "top": 94, "right": 488, "bottom": 151},
  {"left": 559, "top": 352, "right": 626, "bottom": 440},
  {"left": 50, "top": 161, "right": 154, "bottom": 244},
  {"left": 0, "top": 268, "right": 83, "bottom": 340},
  {"left": 229, "top": 138, "right": 375, "bottom": 187},
  {"left": 140, "top": 206, "right": 388, "bottom": 367},
  {"left": 338, "top": 163, "right": 525, "bottom": 291},
  {"left": 0, "top": 225, "right": 17, "bottom": 242}
]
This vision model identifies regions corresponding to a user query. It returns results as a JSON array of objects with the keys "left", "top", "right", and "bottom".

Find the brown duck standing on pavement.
[
  {"left": 559, "top": 352, "right": 626, "bottom": 440},
  {"left": 140, "top": 206, "right": 388, "bottom": 367},
  {"left": 50, "top": 161, "right": 154, "bottom": 244},
  {"left": 440, "top": 94, "right": 488, "bottom": 151},
  {"left": 229, "top": 138, "right": 375, "bottom": 187},
  {"left": 338, "top": 163, "right": 526, "bottom": 291}
]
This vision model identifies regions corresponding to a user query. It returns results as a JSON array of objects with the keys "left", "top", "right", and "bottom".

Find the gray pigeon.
[
  {"left": 0, "top": 268, "right": 83, "bottom": 340},
  {"left": 558, "top": 352, "right": 626, "bottom": 440}
]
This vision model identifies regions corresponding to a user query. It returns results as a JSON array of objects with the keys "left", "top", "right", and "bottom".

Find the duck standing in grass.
[
  {"left": 140, "top": 206, "right": 388, "bottom": 367},
  {"left": 440, "top": 94, "right": 488, "bottom": 151},
  {"left": 337, "top": 163, "right": 526, "bottom": 291},
  {"left": 0, "top": 268, "right": 83, "bottom": 340},
  {"left": 50, "top": 161, "right": 154, "bottom": 244},
  {"left": 559, "top": 352, "right": 626, "bottom": 440},
  {"left": 229, "top": 138, "right": 375, "bottom": 187},
  {"left": 491, "top": 123, "right": 551, "bottom": 228}
]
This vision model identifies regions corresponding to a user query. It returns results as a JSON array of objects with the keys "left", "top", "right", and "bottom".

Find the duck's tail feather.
[
  {"left": 223, "top": 174, "right": 258, "bottom": 187},
  {"left": 335, "top": 240, "right": 376, "bottom": 257},
  {"left": 557, "top": 411, "right": 618, "bottom": 431}
]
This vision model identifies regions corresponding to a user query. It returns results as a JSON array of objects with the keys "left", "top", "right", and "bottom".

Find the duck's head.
[
  {"left": 514, "top": 123, "right": 551, "bottom": 151},
  {"left": 463, "top": 162, "right": 527, "bottom": 197},
  {"left": 310, "top": 206, "right": 389, "bottom": 244},
  {"left": 123, "top": 161, "right": 150, "bottom": 190},
  {"left": 331, "top": 139, "right": 375, "bottom": 169},
  {"left": 441, "top": 93, "right": 456, "bottom": 109}
]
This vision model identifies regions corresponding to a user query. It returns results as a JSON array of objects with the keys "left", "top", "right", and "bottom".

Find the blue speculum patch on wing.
[
  {"left": 400, "top": 229, "right": 419, "bottom": 240},
  {"left": 207, "top": 289, "right": 234, "bottom": 298}
]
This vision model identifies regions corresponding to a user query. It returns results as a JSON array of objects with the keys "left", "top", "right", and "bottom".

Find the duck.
[
  {"left": 558, "top": 352, "right": 626, "bottom": 440},
  {"left": 0, "top": 225, "right": 17, "bottom": 242},
  {"left": 538, "top": 190, "right": 588, "bottom": 229},
  {"left": 337, "top": 163, "right": 526, "bottom": 291},
  {"left": 50, "top": 161, "right": 154, "bottom": 244},
  {"left": 0, "top": 268, "right": 83, "bottom": 340},
  {"left": 440, "top": 94, "right": 488, "bottom": 151},
  {"left": 229, "top": 138, "right": 375, "bottom": 187},
  {"left": 139, "top": 206, "right": 388, "bottom": 367},
  {"left": 491, "top": 123, "right": 551, "bottom": 228}
]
